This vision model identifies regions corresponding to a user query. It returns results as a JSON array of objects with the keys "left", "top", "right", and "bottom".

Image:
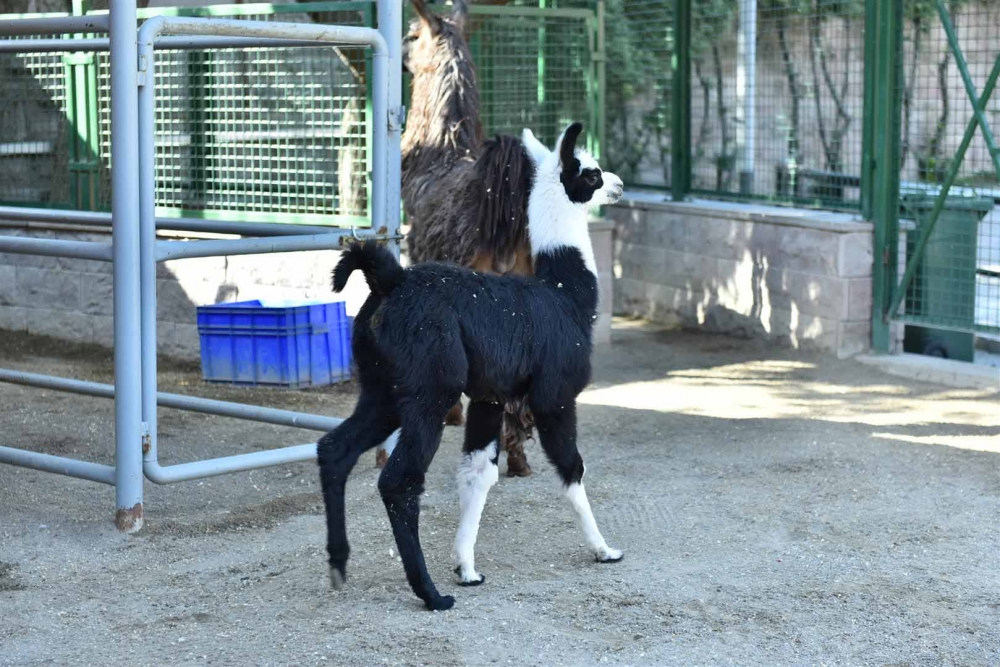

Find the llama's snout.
[{"left": 599, "top": 172, "right": 624, "bottom": 205}]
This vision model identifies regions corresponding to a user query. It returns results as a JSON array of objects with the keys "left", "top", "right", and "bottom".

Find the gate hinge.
[
  {"left": 389, "top": 105, "right": 406, "bottom": 132},
  {"left": 137, "top": 54, "right": 148, "bottom": 87},
  {"left": 141, "top": 422, "right": 151, "bottom": 454}
]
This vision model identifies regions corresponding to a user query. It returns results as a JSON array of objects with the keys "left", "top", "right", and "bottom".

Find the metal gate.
[{"left": 871, "top": 0, "right": 1000, "bottom": 357}]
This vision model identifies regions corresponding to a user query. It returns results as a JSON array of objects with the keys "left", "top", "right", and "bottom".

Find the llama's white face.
[
  {"left": 522, "top": 125, "right": 624, "bottom": 208},
  {"left": 522, "top": 123, "right": 604, "bottom": 276}
]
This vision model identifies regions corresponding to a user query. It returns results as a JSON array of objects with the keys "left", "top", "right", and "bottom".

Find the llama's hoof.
[
  {"left": 505, "top": 453, "right": 532, "bottom": 477},
  {"left": 444, "top": 404, "right": 465, "bottom": 426},
  {"left": 374, "top": 448, "right": 389, "bottom": 468},
  {"left": 454, "top": 565, "right": 486, "bottom": 586},
  {"left": 595, "top": 547, "right": 624, "bottom": 563},
  {"left": 329, "top": 565, "right": 347, "bottom": 590},
  {"left": 425, "top": 594, "right": 456, "bottom": 611}
]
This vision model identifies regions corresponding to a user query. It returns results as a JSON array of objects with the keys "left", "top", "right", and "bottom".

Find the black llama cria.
[{"left": 318, "top": 123, "right": 624, "bottom": 611}]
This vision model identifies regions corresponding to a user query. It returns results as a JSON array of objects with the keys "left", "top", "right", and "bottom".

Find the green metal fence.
[
  {"left": 604, "top": 0, "right": 868, "bottom": 209},
  {"left": 601, "top": 0, "right": 997, "bottom": 346},
  {"left": 100, "top": 1, "right": 375, "bottom": 226},
  {"left": 403, "top": 3, "right": 601, "bottom": 156},
  {"left": 0, "top": 1, "right": 599, "bottom": 227},
  {"left": 878, "top": 0, "right": 1000, "bottom": 352},
  {"left": 0, "top": 13, "right": 75, "bottom": 209}
]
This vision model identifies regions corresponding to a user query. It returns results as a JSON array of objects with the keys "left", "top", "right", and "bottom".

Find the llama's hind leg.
[
  {"left": 378, "top": 406, "right": 455, "bottom": 611},
  {"left": 453, "top": 401, "right": 503, "bottom": 586},
  {"left": 533, "top": 402, "right": 623, "bottom": 564},
  {"left": 318, "top": 391, "right": 398, "bottom": 588}
]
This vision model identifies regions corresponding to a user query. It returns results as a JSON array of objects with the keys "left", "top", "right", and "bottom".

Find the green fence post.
[
  {"left": 860, "top": 0, "right": 876, "bottom": 220},
  {"left": 64, "top": 0, "right": 99, "bottom": 210},
  {"left": 868, "top": 0, "right": 902, "bottom": 352},
  {"left": 592, "top": 0, "right": 608, "bottom": 160},
  {"left": 671, "top": 0, "right": 691, "bottom": 201}
]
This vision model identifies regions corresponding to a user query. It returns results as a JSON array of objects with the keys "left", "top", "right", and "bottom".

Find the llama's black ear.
[
  {"left": 558, "top": 122, "right": 584, "bottom": 167},
  {"left": 412, "top": 0, "right": 441, "bottom": 34},
  {"left": 452, "top": 0, "right": 468, "bottom": 36}
]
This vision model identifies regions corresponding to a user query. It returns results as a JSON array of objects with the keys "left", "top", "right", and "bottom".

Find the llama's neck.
[
  {"left": 401, "top": 49, "right": 482, "bottom": 163},
  {"left": 527, "top": 180, "right": 597, "bottom": 278}
]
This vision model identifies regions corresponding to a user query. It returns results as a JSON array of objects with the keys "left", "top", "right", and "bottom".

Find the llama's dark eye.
[{"left": 585, "top": 172, "right": 600, "bottom": 185}]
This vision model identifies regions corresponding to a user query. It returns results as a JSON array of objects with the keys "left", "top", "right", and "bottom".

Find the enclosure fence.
[
  {"left": 600, "top": 0, "right": 999, "bottom": 349},
  {"left": 0, "top": 1, "right": 601, "bottom": 226},
  {"left": 0, "top": 1, "right": 402, "bottom": 531}
]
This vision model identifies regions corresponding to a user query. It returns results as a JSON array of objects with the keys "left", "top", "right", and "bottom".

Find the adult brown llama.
[{"left": 372, "top": 0, "right": 535, "bottom": 478}]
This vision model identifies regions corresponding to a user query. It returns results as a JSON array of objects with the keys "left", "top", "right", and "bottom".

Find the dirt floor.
[{"left": 1, "top": 322, "right": 998, "bottom": 666}]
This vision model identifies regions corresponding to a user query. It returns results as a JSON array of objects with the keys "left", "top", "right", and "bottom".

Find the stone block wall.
[
  {"left": 607, "top": 195, "right": 874, "bottom": 358},
  {"left": 0, "top": 219, "right": 615, "bottom": 360}
]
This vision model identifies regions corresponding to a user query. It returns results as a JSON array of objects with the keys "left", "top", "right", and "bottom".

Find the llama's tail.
[{"left": 332, "top": 241, "right": 405, "bottom": 296}]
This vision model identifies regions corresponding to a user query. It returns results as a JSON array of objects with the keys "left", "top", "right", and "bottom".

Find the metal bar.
[
  {"left": 137, "top": 17, "right": 161, "bottom": 493},
  {"left": 859, "top": 0, "right": 877, "bottom": 219},
  {"left": 935, "top": 0, "right": 1000, "bottom": 178},
  {"left": 0, "top": 369, "right": 343, "bottom": 432},
  {"left": 0, "top": 446, "right": 115, "bottom": 485},
  {"left": 140, "top": 16, "right": 388, "bottom": 52},
  {"left": 110, "top": 0, "right": 144, "bottom": 533},
  {"left": 0, "top": 236, "right": 112, "bottom": 260},
  {"left": 127, "top": 1, "right": 377, "bottom": 20},
  {"left": 379, "top": 0, "right": 402, "bottom": 260},
  {"left": 885, "top": 53, "right": 1000, "bottom": 322},
  {"left": 0, "top": 206, "right": 348, "bottom": 237},
  {"left": 736, "top": 0, "right": 757, "bottom": 194},
  {"left": 671, "top": 0, "right": 691, "bottom": 201},
  {"left": 596, "top": 0, "right": 606, "bottom": 163},
  {"left": 143, "top": 444, "right": 318, "bottom": 484},
  {"left": 0, "top": 14, "right": 108, "bottom": 36},
  {"left": 155, "top": 232, "right": 399, "bottom": 262},
  {"left": 869, "top": 0, "right": 902, "bottom": 352},
  {"left": 0, "top": 36, "right": 337, "bottom": 53}
]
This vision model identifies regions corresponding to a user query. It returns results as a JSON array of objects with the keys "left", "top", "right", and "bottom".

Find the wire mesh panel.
[
  {"left": 600, "top": 0, "right": 673, "bottom": 185},
  {"left": 92, "top": 2, "right": 373, "bottom": 226},
  {"left": 0, "top": 16, "right": 72, "bottom": 208},
  {"left": 471, "top": 8, "right": 595, "bottom": 149},
  {"left": 402, "top": 3, "right": 598, "bottom": 152},
  {"left": 895, "top": 0, "right": 1000, "bottom": 342},
  {"left": 688, "top": 0, "right": 866, "bottom": 207}
]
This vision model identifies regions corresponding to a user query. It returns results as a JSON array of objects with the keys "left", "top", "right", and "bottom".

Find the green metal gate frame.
[{"left": 868, "top": 0, "right": 1000, "bottom": 349}]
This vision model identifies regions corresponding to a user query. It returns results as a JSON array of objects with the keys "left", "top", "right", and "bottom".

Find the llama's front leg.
[
  {"left": 378, "top": 413, "right": 454, "bottom": 611},
  {"left": 454, "top": 401, "right": 503, "bottom": 585},
  {"left": 533, "top": 403, "right": 623, "bottom": 564}
]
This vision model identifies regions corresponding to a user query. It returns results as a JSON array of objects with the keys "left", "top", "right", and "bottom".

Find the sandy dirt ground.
[{"left": 1, "top": 323, "right": 998, "bottom": 666}]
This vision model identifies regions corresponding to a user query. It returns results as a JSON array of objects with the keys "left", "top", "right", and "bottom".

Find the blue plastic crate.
[{"left": 196, "top": 299, "right": 352, "bottom": 388}]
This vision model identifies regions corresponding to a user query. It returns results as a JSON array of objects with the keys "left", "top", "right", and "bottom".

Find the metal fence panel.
[
  {"left": 0, "top": 14, "right": 73, "bottom": 209},
  {"left": 93, "top": 2, "right": 374, "bottom": 226},
  {"left": 891, "top": 0, "right": 1000, "bottom": 345},
  {"left": 402, "top": 3, "right": 599, "bottom": 154}
]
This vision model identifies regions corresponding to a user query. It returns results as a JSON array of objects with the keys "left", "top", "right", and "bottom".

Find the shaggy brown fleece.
[{"left": 398, "top": 0, "right": 533, "bottom": 477}]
